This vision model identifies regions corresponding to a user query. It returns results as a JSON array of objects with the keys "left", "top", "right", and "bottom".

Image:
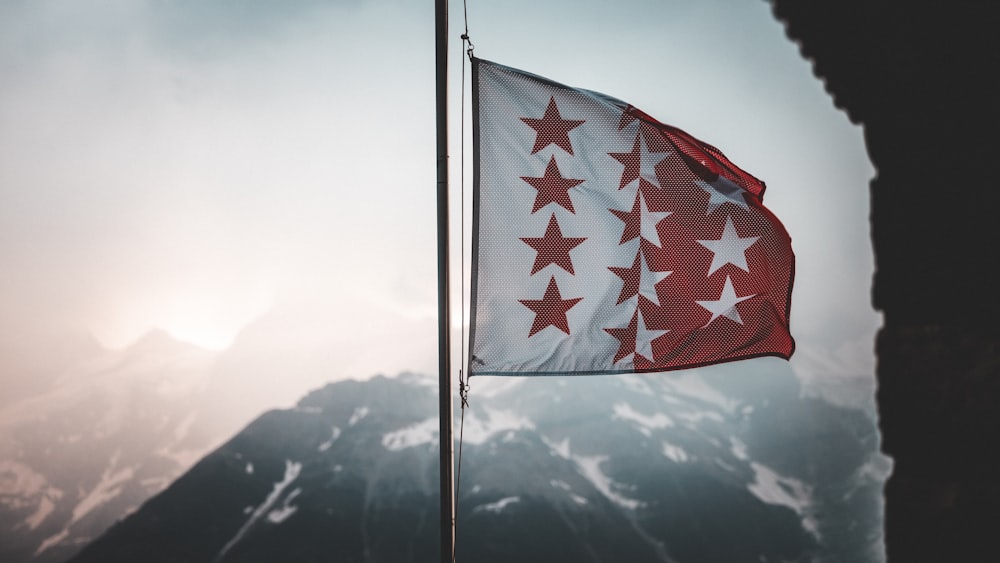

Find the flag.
[{"left": 468, "top": 58, "right": 794, "bottom": 376}]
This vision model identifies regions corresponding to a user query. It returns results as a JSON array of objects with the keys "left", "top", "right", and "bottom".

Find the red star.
[
  {"left": 611, "top": 187, "right": 670, "bottom": 244},
  {"left": 618, "top": 105, "right": 638, "bottom": 130},
  {"left": 521, "top": 214, "right": 587, "bottom": 275},
  {"left": 519, "top": 276, "right": 582, "bottom": 337},
  {"left": 609, "top": 253, "right": 643, "bottom": 305},
  {"left": 611, "top": 191, "right": 642, "bottom": 244},
  {"left": 604, "top": 309, "right": 638, "bottom": 364},
  {"left": 609, "top": 134, "right": 644, "bottom": 190},
  {"left": 608, "top": 246, "right": 671, "bottom": 305},
  {"left": 604, "top": 304, "right": 666, "bottom": 367},
  {"left": 521, "top": 96, "right": 585, "bottom": 155},
  {"left": 521, "top": 156, "right": 585, "bottom": 213},
  {"left": 609, "top": 129, "right": 671, "bottom": 190}
]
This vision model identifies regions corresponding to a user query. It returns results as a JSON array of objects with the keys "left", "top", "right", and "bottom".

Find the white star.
[
  {"left": 697, "top": 176, "right": 750, "bottom": 215},
  {"left": 697, "top": 216, "right": 760, "bottom": 275},
  {"left": 640, "top": 191, "right": 672, "bottom": 248},
  {"left": 696, "top": 276, "right": 755, "bottom": 327},
  {"left": 638, "top": 133, "right": 668, "bottom": 188},
  {"left": 635, "top": 309, "right": 669, "bottom": 361},
  {"left": 639, "top": 249, "right": 672, "bottom": 306}
]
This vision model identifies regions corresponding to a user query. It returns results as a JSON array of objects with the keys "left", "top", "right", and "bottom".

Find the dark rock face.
[{"left": 768, "top": 2, "right": 1000, "bottom": 561}]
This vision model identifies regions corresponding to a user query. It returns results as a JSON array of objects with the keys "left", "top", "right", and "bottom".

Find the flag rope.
[
  {"left": 452, "top": 13, "right": 475, "bottom": 561},
  {"left": 453, "top": 371, "right": 469, "bottom": 563}
]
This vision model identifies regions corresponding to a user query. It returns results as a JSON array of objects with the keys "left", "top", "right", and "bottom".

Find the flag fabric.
[{"left": 468, "top": 58, "right": 794, "bottom": 376}]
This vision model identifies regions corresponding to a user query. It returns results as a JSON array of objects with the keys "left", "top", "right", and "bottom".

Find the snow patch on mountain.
[
  {"left": 612, "top": 403, "right": 674, "bottom": 436},
  {"left": 266, "top": 487, "right": 301, "bottom": 524},
  {"left": 34, "top": 529, "right": 69, "bottom": 556},
  {"left": 70, "top": 453, "right": 135, "bottom": 525},
  {"left": 474, "top": 496, "right": 519, "bottom": 514},
  {"left": 541, "top": 436, "right": 571, "bottom": 459},
  {"left": 574, "top": 455, "right": 641, "bottom": 510},
  {"left": 348, "top": 407, "right": 369, "bottom": 426},
  {"left": 0, "top": 460, "right": 47, "bottom": 498},
  {"left": 748, "top": 461, "right": 818, "bottom": 539},
  {"left": 462, "top": 408, "right": 535, "bottom": 445},
  {"left": 730, "top": 437, "right": 749, "bottom": 460},
  {"left": 730, "top": 436, "right": 818, "bottom": 539},
  {"left": 215, "top": 459, "right": 302, "bottom": 562},
  {"left": 661, "top": 440, "right": 689, "bottom": 463},
  {"left": 24, "top": 492, "right": 58, "bottom": 530},
  {"left": 382, "top": 418, "right": 438, "bottom": 451},
  {"left": 318, "top": 426, "right": 341, "bottom": 452},
  {"left": 550, "top": 479, "right": 589, "bottom": 505}
]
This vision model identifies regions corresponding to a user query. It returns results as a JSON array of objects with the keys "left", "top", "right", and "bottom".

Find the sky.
[{"left": 0, "top": 0, "right": 878, "bottom": 406}]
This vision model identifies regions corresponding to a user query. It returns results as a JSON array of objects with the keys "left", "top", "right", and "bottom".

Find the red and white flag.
[{"left": 468, "top": 58, "right": 794, "bottom": 376}]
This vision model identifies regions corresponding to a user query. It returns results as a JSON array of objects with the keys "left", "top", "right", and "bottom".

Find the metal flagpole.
[{"left": 434, "top": 0, "right": 456, "bottom": 562}]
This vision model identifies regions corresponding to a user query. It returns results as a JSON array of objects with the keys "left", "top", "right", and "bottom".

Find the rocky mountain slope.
[
  {"left": 66, "top": 361, "right": 889, "bottom": 562},
  {"left": 0, "top": 330, "right": 227, "bottom": 563}
]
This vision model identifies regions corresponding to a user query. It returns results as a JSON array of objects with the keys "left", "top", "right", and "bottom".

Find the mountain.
[
  {"left": 0, "top": 330, "right": 230, "bottom": 563},
  {"left": 67, "top": 362, "right": 890, "bottom": 562},
  {"left": 0, "top": 299, "right": 440, "bottom": 563},
  {"left": 0, "top": 331, "right": 105, "bottom": 408}
]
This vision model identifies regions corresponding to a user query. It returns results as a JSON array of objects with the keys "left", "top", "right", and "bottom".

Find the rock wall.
[{"left": 769, "top": 2, "right": 1000, "bottom": 561}]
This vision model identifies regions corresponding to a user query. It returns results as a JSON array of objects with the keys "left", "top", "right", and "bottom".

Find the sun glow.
[
  {"left": 161, "top": 288, "right": 274, "bottom": 350},
  {"left": 159, "top": 322, "right": 243, "bottom": 351},
  {"left": 93, "top": 287, "right": 273, "bottom": 352}
]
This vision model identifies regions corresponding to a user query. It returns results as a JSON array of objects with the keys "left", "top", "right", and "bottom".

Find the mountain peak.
[{"left": 125, "top": 328, "right": 200, "bottom": 356}]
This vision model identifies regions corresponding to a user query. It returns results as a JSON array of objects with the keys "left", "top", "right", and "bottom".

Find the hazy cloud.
[{"left": 0, "top": 0, "right": 877, "bottom": 408}]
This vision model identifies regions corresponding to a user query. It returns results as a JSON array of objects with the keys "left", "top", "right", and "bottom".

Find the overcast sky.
[{"left": 0, "top": 0, "right": 878, "bottom": 403}]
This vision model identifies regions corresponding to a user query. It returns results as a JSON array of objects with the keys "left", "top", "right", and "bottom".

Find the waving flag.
[{"left": 468, "top": 58, "right": 794, "bottom": 376}]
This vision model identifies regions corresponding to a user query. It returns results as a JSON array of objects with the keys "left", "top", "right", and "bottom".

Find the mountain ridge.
[{"left": 66, "top": 364, "right": 888, "bottom": 562}]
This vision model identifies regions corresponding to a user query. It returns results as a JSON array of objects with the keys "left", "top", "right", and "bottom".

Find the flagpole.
[{"left": 434, "top": 0, "right": 456, "bottom": 562}]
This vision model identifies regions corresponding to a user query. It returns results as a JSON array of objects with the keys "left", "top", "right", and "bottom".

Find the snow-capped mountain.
[
  {"left": 0, "top": 330, "right": 230, "bottom": 563},
  {"left": 67, "top": 361, "right": 889, "bottom": 562},
  {"left": 0, "top": 299, "right": 438, "bottom": 563}
]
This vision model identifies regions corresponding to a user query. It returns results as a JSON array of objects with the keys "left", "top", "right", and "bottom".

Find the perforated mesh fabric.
[{"left": 468, "top": 58, "right": 794, "bottom": 376}]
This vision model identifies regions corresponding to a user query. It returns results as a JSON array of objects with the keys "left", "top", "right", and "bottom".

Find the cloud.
[
  {"left": 0, "top": 0, "right": 435, "bottom": 355},
  {"left": 0, "top": 0, "right": 877, "bottom": 408}
]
